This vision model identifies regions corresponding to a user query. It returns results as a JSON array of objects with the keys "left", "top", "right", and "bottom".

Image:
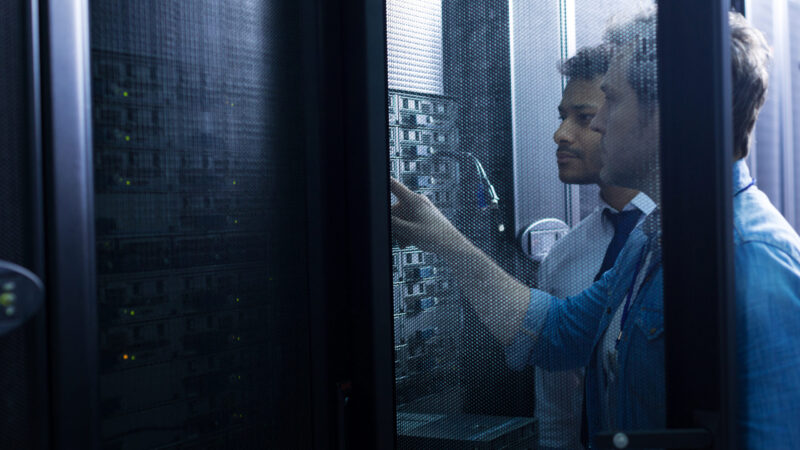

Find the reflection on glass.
[{"left": 388, "top": 1, "right": 665, "bottom": 448}]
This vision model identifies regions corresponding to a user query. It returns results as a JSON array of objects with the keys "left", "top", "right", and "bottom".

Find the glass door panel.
[{"left": 387, "top": 1, "right": 666, "bottom": 448}]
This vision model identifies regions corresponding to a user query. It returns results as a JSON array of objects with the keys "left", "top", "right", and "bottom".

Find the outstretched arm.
[{"left": 390, "top": 178, "right": 530, "bottom": 345}]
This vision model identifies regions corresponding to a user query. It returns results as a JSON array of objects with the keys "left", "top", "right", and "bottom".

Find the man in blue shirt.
[
  {"left": 390, "top": 9, "right": 800, "bottom": 448},
  {"left": 538, "top": 44, "right": 654, "bottom": 449}
]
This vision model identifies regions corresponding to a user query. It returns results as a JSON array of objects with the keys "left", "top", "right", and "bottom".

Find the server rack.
[
  {"left": 43, "top": 0, "right": 319, "bottom": 448},
  {"left": 389, "top": 90, "right": 463, "bottom": 409},
  {"left": 88, "top": 5, "right": 314, "bottom": 449},
  {"left": 387, "top": 85, "right": 538, "bottom": 448}
]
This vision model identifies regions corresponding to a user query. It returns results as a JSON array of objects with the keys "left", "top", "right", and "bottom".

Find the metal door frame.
[
  {"left": 306, "top": 0, "right": 396, "bottom": 447},
  {"left": 659, "top": 1, "right": 737, "bottom": 448}
]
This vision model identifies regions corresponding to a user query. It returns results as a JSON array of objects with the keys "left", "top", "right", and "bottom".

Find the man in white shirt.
[{"left": 535, "top": 45, "right": 655, "bottom": 449}]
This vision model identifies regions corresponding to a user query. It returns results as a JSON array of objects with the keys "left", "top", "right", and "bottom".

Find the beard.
[
  {"left": 599, "top": 124, "right": 660, "bottom": 190},
  {"left": 599, "top": 145, "right": 659, "bottom": 191}
]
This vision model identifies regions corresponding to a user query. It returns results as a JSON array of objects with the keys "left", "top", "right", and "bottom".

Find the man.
[
  {"left": 390, "top": 9, "right": 800, "bottom": 447},
  {"left": 536, "top": 45, "right": 655, "bottom": 449}
]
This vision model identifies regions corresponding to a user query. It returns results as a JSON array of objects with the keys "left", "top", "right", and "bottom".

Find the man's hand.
[{"left": 390, "top": 178, "right": 466, "bottom": 254}]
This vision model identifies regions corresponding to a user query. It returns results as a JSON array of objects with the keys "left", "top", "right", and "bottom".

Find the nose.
[
  {"left": 590, "top": 102, "right": 607, "bottom": 135},
  {"left": 553, "top": 120, "right": 573, "bottom": 146}
]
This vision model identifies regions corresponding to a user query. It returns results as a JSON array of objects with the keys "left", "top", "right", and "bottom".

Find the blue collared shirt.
[
  {"left": 732, "top": 160, "right": 800, "bottom": 447},
  {"left": 506, "top": 160, "right": 800, "bottom": 447},
  {"left": 534, "top": 192, "right": 656, "bottom": 448}
]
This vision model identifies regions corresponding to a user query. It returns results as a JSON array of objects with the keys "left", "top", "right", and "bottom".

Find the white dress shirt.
[{"left": 534, "top": 192, "right": 656, "bottom": 449}]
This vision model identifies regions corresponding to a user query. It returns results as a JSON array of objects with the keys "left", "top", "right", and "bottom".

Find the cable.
[{"left": 432, "top": 150, "right": 500, "bottom": 210}]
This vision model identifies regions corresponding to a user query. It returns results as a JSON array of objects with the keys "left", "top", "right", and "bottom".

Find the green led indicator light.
[
  {"left": 130, "top": 355, "right": 136, "bottom": 361},
  {"left": 125, "top": 180, "right": 131, "bottom": 186},
  {"left": 123, "top": 91, "right": 129, "bottom": 97},
  {"left": 232, "top": 180, "right": 237, "bottom": 185},
  {"left": 236, "top": 336, "right": 241, "bottom": 342},
  {"left": 234, "top": 219, "right": 239, "bottom": 224},
  {"left": 125, "top": 136, "right": 130, "bottom": 141},
  {"left": 0, "top": 293, "right": 16, "bottom": 306},
  {"left": 235, "top": 297, "right": 240, "bottom": 303},
  {"left": 129, "top": 310, "right": 135, "bottom": 316},
  {"left": 230, "top": 102, "right": 234, "bottom": 107}
]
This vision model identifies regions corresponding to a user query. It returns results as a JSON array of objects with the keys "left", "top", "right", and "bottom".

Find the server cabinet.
[
  {"left": 33, "top": 0, "right": 398, "bottom": 447},
  {"left": 42, "top": 0, "right": 322, "bottom": 448}
]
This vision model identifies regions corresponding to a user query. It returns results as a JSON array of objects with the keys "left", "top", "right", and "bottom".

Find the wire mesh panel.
[
  {"left": 89, "top": 1, "right": 312, "bottom": 448},
  {"left": 0, "top": 0, "right": 47, "bottom": 448},
  {"left": 387, "top": 1, "right": 670, "bottom": 448}
]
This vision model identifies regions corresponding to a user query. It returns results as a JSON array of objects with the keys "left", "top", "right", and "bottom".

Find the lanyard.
[
  {"left": 611, "top": 178, "right": 754, "bottom": 350},
  {"left": 615, "top": 241, "right": 658, "bottom": 349},
  {"left": 735, "top": 179, "right": 755, "bottom": 197},
  {"left": 610, "top": 177, "right": 753, "bottom": 350}
]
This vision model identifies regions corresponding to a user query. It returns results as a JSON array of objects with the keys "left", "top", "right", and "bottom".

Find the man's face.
[
  {"left": 554, "top": 78, "right": 605, "bottom": 184},
  {"left": 591, "top": 52, "right": 660, "bottom": 191}
]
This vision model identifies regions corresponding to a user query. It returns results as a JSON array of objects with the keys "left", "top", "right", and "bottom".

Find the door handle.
[
  {"left": 593, "top": 428, "right": 713, "bottom": 449},
  {"left": 0, "top": 260, "right": 45, "bottom": 336}
]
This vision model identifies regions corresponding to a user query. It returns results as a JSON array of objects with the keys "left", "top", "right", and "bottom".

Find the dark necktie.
[
  {"left": 593, "top": 209, "right": 643, "bottom": 281},
  {"left": 581, "top": 208, "right": 644, "bottom": 447}
]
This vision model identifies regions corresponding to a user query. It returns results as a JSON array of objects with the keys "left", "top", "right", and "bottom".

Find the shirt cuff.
[{"left": 505, "top": 288, "right": 553, "bottom": 371}]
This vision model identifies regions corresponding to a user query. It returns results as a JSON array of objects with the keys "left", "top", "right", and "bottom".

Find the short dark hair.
[
  {"left": 605, "top": 9, "right": 772, "bottom": 158},
  {"left": 730, "top": 11, "right": 771, "bottom": 159},
  {"left": 559, "top": 45, "right": 612, "bottom": 81},
  {"left": 604, "top": 9, "right": 658, "bottom": 116}
]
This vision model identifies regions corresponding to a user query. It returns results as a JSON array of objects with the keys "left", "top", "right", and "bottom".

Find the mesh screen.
[
  {"left": 387, "top": 0, "right": 444, "bottom": 95},
  {"left": 90, "top": 1, "right": 311, "bottom": 448},
  {"left": 388, "top": 1, "right": 666, "bottom": 448},
  {"left": 0, "top": 0, "right": 29, "bottom": 265},
  {"left": 0, "top": 0, "right": 45, "bottom": 448}
]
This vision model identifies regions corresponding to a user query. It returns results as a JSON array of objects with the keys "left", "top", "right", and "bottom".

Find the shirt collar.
[
  {"left": 641, "top": 208, "right": 661, "bottom": 238},
  {"left": 628, "top": 192, "right": 657, "bottom": 215},
  {"left": 733, "top": 159, "right": 753, "bottom": 194},
  {"left": 598, "top": 191, "right": 657, "bottom": 216},
  {"left": 639, "top": 160, "right": 749, "bottom": 245}
]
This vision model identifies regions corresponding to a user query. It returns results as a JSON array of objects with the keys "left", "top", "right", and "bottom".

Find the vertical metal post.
[
  {"left": 658, "top": 1, "right": 736, "bottom": 449},
  {"left": 40, "top": 0, "right": 99, "bottom": 447},
  {"left": 308, "top": 0, "right": 395, "bottom": 448},
  {"left": 339, "top": 0, "right": 396, "bottom": 446}
]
